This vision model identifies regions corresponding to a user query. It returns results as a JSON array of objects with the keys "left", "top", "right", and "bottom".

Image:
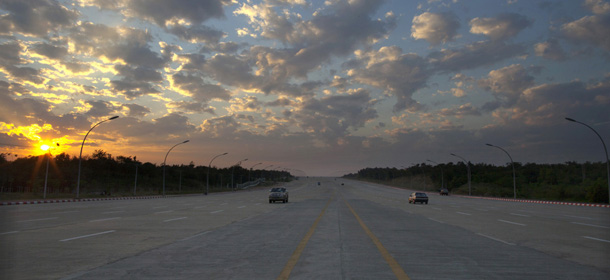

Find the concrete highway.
[{"left": 1, "top": 177, "right": 609, "bottom": 279}]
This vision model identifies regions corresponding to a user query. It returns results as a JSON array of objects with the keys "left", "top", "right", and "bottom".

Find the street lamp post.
[
  {"left": 262, "top": 165, "right": 273, "bottom": 182},
  {"left": 76, "top": 116, "right": 119, "bottom": 198},
  {"left": 427, "top": 160, "right": 444, "bottom": 189},
  {"left": 231, "top": 159, "right": 248, "bottom": 191},
  {"left": 486, "top": 143, "right": 516, "bottom": 199},
  {"left": 249, "top": 162, "right": 262, "bottom": 181},
  {"left": 163, "top": 140, "right": 189, "bottom": 197},
  {"left": 42, "top": 143, "right": 59, "bottom": 199},
  {"left": 206, "top": 152, "right": 228, "bottom": 195},
  {"left": 566, "top": 117, "right": 610, "bottom": 203},
  {"left": 451, "top": 153, "right": 471, "bottom": 196}
]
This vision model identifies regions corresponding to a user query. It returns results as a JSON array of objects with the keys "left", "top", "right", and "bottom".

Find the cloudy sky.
[{"left": 1, "top": 0, "right": 609, "bottom": 176}]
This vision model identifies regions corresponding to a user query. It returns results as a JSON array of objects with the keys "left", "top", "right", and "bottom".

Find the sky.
[{"left": 0, "top": 0, "right": 609, "bottom": 177}]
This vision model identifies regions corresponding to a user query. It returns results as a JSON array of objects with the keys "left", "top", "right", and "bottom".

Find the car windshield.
[{"left": 270, "top": 188, "right": 284, "bottom": 192}]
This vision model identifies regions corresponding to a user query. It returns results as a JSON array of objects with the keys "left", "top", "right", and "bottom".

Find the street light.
[
  {"left": 263, "top": 165, "right": 273, "bottom": 181},
  {"left": 249, "top": 162, "right": 263, "bottom": 181},
  {"left": 42, "top": 143, "right": 59, "bottom": 199},
  {"left": 231, "top": 158, "right": 248, "bottom": 191},
  {"left": 76, "top": 116, "right": 119, "bottom": 198},
  {"left": 206, "top": 152, "right": 228, "bottom": 195},
  {"left": 486, "top": 143, "right": 516, "bottom": 199},
  {"left": 566, "top": 117, "right": 609, "bottom": 203},
  {"left": 451, "top": 153, "right": 471, "bottom": 196},
  {"left": 163, "top": 140, "right": 189, "bottom": 196},
  {"left": 426, "top": 160, "right": 444, "bottom": 189}
]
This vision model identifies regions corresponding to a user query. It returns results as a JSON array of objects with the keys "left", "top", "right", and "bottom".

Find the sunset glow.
[{"left": 1, "top": 0, "right": 608, "bottom": 175}]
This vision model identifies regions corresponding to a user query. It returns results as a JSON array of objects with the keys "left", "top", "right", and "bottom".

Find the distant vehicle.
[
  {"left": 317, "top": 182, "right": 320, "bottom": 185},
  {"left": 439, "top": 188, "right": 449, "bottom": 196},
  {"left": 408, "top": 192, "right": 429, "bottom": 204},
  {"left": 269, "top": 187, "right": 289, "bottom": 203}
]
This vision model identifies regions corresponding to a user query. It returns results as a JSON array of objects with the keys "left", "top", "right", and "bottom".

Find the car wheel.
[{"left": 269, "top": 200, "right": 272, "bottom": 203}]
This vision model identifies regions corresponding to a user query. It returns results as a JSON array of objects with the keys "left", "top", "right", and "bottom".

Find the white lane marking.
[
  {"left": 102, "top": 210, "right": 125, "bottom": 214},
  {"left": 564, "top": 214, "right": 594, "bottom": 220},
  {"left": 181, "top": 231, "right": 210, "bottom": 242},
  {"left": 18, "top": 217, "right": 58, "bottom": 223},
  {"left": 163, "top": 217, "right": 187, "bottom": 223},
  {"left": 510, "top": 213, "right": 530, "bottom": 217},
  {"left": 55, "top": 210, "right": 79, "bottom": 214},
  {"left": 89, "top": 217, "right": 121, "bottom": 222},
  {"left": 498, "top": 219, "right": 526, "bottom": 226},
  {"left": 60, "top": 230, "right": 115, "bottom": 242},
  {"left": 572, "top": 222, "right": 610, "bottom": 229},
  {"left": 210, "top": 210, "right": 224, "bottom": 214},
  {"left": 428, "top": 218, "right": 445, "bottom": 224},
  {"left": 583, "top": 236, "right": 610, "bottom": 243},
  {"left": 238, "top": 205, "right": 246, "bottom": 209},
  {"left": 456, "top": 212, "right": 472, "bottom": 216},
  {"left": 477, "top": 233, "right": 515, "bottom": 246},
  {"left": 1, "top": 231, "right": 19, "bottom": 235},
  {"left": 154, "top": 210, "right": 174, "bottom": 214}
]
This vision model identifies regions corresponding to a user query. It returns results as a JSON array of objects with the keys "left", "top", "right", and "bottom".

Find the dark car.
[
  {"left": 408, "top": 192, "right": 429, "bottom": 204},
  {"left": 439, "top": 188, "right": 449, "bottom": 196},
  {"left": 269, "top": 187, "right": 289, "bottom": 203}
]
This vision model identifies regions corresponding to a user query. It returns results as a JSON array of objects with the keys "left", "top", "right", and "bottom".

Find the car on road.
[
  {"left": 269, "top": 187, "right": 289, "bottom": 203},
  {"left": 408, "top": 192, "right": 428, "bottom": 204},
  {"left": 439, "top": 188, "right": 449, "bottom": 195}
]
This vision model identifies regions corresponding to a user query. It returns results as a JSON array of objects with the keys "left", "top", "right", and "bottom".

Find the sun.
[{"left": 40, "top": 144, "right": 50, "bottom": 151}]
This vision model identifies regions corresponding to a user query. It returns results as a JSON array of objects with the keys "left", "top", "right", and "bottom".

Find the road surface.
[{"left": 1, "top": 177, "right": 609, "bottom": 279}]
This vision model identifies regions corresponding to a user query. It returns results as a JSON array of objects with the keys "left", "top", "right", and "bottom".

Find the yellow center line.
[
  {"left": 276, "top": 197, "right": 333, "bottom": 280},
  {"left": 345, "top": 200, "right": 411, "bottom": 280}
]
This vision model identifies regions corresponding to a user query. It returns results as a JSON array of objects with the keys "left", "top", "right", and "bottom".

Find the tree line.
[
  {"left": 344, "top": 162, "right": 609, "bottom": 203},
  {"left": 0, "top": 150, "right": 292, "bottom": 199}
]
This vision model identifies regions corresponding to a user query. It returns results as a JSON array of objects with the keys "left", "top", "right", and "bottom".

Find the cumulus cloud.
[
  {"left": 0, "top": 0, "right": 79, "bottom": 36},
  {"left": 439, "top": 103, "right": 481, "bottom": 118},
  {"left": 82, "top": 0, "right": 231, "bottom": 27},
  {"left": 235, "top": 0, "right": 396, "bottom": 78},
  {"left": 428, "top": 41, "right": 526, "bottom": 73},
  {"left": 561, "top": 13, "right": 610, "bottom": 51},
  {"left": 167, "top": 24, "right": 225, "bottom": 44},
  {"left": 469, "top": 13, "right": 532, "bottom": 41},
  {"left": 584, "top": 0, "right": 610, "bottom": 14},
  {"left": 411, "top": 12, "right": 460, "bottom": 46},
  {"left": 349, "top": 46, "right": 430, "bottom": 112},
  {"left": 478, "top": 64, "right": 536, "bottom": 110},
  {"left": 534, "top": 39, "right": 566, "bottom": 61},
  {"left": 0, "top": 42, "right": 44, "bottom": 84},
  {"left": 292, "top": 89, "right": 378, "bottom": 145},
  {"left": 123, "top": 103, "right": 150, "bottom": 118}
]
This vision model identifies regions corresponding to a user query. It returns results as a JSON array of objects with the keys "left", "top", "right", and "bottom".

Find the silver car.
[{"left": 269, "top": 187, "right": 289, "bottom": 203}]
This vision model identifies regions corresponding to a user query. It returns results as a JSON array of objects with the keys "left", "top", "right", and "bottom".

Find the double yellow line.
[{"left": 277, "top": 197, "right": 410, "bottom": 280}]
